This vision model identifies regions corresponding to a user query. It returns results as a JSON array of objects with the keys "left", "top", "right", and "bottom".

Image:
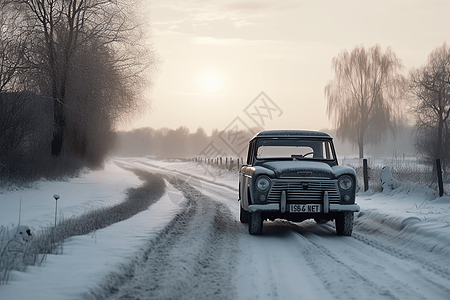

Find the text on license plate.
[{"left": 289, "top": 204, "right": 321, "bottom": 213}]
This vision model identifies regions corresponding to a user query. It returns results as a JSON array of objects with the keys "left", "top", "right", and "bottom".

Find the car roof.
[{"left": 251, "top": 130, "right": 332, "bottom": 140}]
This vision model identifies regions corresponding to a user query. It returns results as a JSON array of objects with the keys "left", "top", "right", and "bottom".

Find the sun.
[{"left": 198, "top": 70, "right": 224, "bottom": 92}]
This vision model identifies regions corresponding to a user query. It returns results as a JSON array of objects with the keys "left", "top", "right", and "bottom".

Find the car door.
[{"left": 240, "top": 140, "right": 256, "bottom": 209}]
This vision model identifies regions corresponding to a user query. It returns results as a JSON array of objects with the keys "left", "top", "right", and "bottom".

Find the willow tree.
[{"left": 325, "top": 45, "right": 406, "bottom": 158}]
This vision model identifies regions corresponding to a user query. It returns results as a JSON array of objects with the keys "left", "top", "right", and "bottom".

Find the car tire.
[
  {"left": 335, "top": 212, "right": 354, "bottom": 236},
  {"left": 239, "top": 202, "right": 249, "bottom": 223},
  {"left": 249, "top": 212, "right": 263, "bottom": 235}
]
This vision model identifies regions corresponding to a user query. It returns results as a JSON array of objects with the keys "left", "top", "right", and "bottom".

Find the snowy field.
[{"left": 1, "top": 157, "right": 450, "bottom": 299}]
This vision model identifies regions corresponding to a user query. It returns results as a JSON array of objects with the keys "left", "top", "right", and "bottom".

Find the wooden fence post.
[
  {"left": 436, "top": 158, "right": 444, "bottom": 197},
  {"left": 363, "top": 159, "right": 369, "bottom": 192}
]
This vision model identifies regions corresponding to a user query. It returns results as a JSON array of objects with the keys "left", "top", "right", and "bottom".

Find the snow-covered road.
[
  {"left": 1, "top": 157, "right": 450, "bottom": 299},
  {"left": 86, "top": 178, "right": 241, "bottom": 300},
  {"left": 106, "top": 158, "right": 450, "bottom": 300}
]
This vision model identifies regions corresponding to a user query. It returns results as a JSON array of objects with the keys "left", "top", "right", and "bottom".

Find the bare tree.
[
  {"left": 0, "top": 2, "right": 44, "bottom": 174},
  {"left": 409, "top": 43, "right": 450, "bottom": 171},
  {"left": 15, "top": 0, "right": 155, "bottom": 158},
  {"left": 0, "top": 91, "right": 52, "bottom": 175},
  {"left": 325, "top": 45, "right": 406, "bottom": 158},
  {"left": 0, "top": 1, "right": 27, "bottom": 92},
  {"left": 64, "top": 41, "right": 149, "bottom": 167}
]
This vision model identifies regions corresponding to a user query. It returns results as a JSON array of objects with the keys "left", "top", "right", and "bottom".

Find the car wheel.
[
  {"left": 249, "top": 212, "right": 263, "bottom": 235},
  {"left": 335, "top": 212, "right": 354, "bottom": 236},
  {"left": 239, "top": 202, "right": 249, "bottom": 223}
]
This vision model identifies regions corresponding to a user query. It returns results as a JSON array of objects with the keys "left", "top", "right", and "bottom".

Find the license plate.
[{"left": 289, "top": 204, "right": 321, "bottom": 213}]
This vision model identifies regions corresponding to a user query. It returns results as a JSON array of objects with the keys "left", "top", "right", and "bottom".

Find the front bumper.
[
  {"left": 248, "top": 203, "right": 360, "bottom": 213},
  {"left": 249, "top": 185, "right": 359, "bottom": 214}
]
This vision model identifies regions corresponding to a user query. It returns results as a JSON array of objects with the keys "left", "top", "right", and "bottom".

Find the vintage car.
[{"left": 238, "top": 130, "right": 360, "bottom": 236}]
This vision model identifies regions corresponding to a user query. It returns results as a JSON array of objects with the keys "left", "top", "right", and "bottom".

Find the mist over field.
[{"left": 113, "top": 126, "right": 416, "bottom": 159}]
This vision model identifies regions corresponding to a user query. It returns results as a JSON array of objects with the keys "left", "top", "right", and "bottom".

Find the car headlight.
[
  {"left": 256, "top": 176, "right": 271, "bottom": 191},
  {"left": 338, "top": 175, "right": 353, "bottom": 190}
]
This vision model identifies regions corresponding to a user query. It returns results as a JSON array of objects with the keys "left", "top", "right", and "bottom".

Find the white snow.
[
  {"left": 262, "top": 160, "right": 333, "bottom": 174},
  {"left": 0, "top": 161, "right": 186, "bottom": 299},
  {"left": 0, "top": 157, "right": 450, "bottom": 299},
  {"left": 0, "top": 161, "right": 143, "bottom": 230},
  {"left": 380, "top": 166, "right": 400, "bottom": 193},
  {"left": 0, "top": 225, "right": 33, "bottom": 254},
  {"left": 332, "top": 164, "right": 357, "bottom": 177},
  {"left": 259, "top": 160, "right": 357, "bottom": 178}
]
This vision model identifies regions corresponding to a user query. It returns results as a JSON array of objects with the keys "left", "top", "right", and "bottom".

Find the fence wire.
[{"left": 343, "top": 158, "right": 448, "bottom": 195}]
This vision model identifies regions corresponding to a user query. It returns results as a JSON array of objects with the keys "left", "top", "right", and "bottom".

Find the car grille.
[{"left": 267, "top": 179, "right": 340, "bottom": 204}]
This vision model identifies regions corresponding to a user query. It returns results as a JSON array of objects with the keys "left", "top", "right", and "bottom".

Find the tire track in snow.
[
  {"left": 85, "top": 177, "right": 243, "bottom": 300},
  {"left": 127, "top": 159, "right": 238, "bottom": 192},
  {"left": 290, "top": 221, "right": 450, "bottom": 300},
  {"left": 352, "top": 233, "right": 450, "bottom": 294},
  {"left": 291, "top": 232, "right": 399, "bottom": 300}
]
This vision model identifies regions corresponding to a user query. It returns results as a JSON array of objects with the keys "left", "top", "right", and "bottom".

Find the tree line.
[
  {"left": 113, "top": 126, "right": 260, "bottom": 159},
  {"left": 325, "top": 43, "right": 450, "bottom": 172},
  {"left": 0, "top": 0, "right": 156, "bottom": 178},
  {"left": 113, "top": 125, "right": 415, "bottom": 160}
]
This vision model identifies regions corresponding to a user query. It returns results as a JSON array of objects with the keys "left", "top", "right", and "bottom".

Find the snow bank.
[
  {"left": 0, "top": 160, "right": 143, "bottom": 231},
  {"left": 355, "top": 209, "right": 450, "bottom": 256},
  {"left": 357, "top": 175, "right": 450, "bottom": 258},
  {"left": 0, "top": 183, "right": 185, "bottom": 300}
]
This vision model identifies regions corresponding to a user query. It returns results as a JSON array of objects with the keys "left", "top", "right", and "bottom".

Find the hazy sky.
[{"left": 122, "top": 0, "right": 450, "bottom": 134}]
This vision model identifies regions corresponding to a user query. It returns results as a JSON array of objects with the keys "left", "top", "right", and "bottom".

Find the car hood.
[{"left": 261, "top": 161, "right": 334, "bottom": 179}]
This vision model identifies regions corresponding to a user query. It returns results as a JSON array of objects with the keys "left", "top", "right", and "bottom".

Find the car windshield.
[{"left": 256, "top": 138, "right": 335, "bottom": 160}]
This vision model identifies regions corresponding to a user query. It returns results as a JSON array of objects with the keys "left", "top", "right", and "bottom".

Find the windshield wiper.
[{"left": 291, "top": 155, "right": 304, "bottom": 160}]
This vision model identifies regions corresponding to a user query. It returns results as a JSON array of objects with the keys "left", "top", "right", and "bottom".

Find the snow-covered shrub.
[
  {"left": 0, "top": 225, "right": 34, "bottom": 284},
  {"left": 381, "top": 166, "right": 400, "bottom": 193},
  {"left": 0, "top": 225, "right": 32, "bottom": 255}
]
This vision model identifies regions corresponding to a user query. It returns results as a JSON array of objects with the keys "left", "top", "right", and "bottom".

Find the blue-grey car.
[{"left": 238, "top": 130, "right": 360, "bottom": 235}]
